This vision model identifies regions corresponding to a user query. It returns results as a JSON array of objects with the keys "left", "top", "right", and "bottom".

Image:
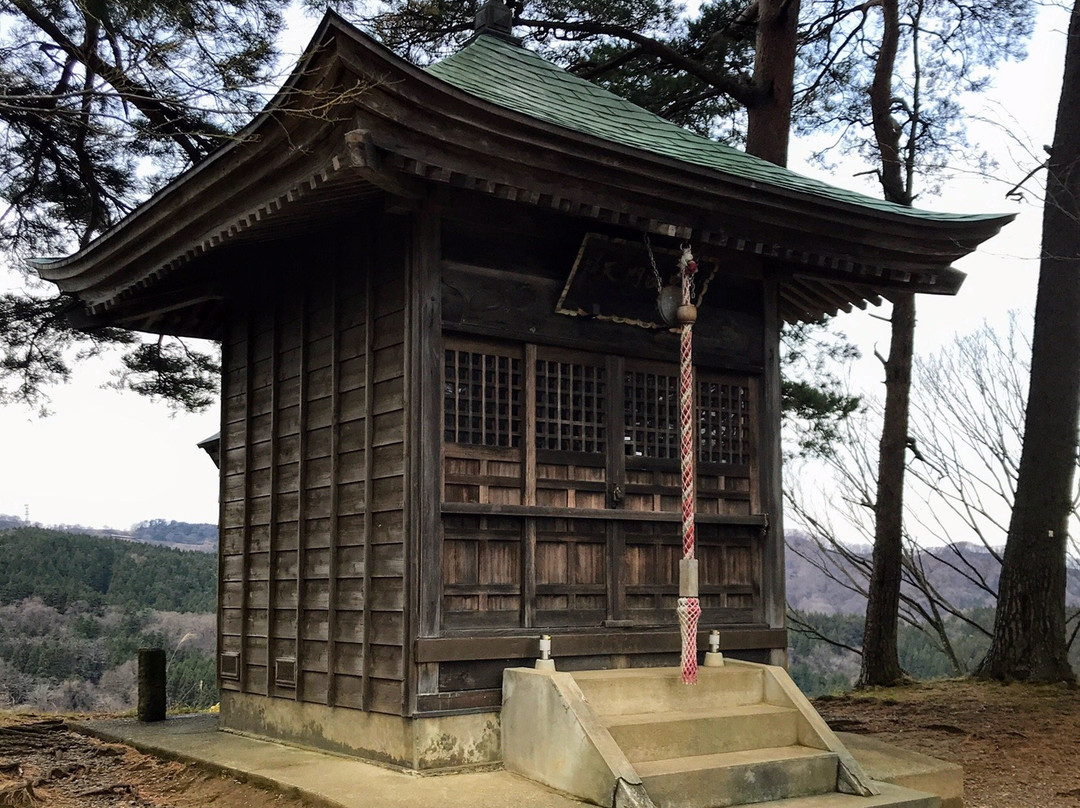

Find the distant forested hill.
[
  {"left": 0, "top": 528, "right": 215, "bottom": 612},
  {"left": 784, "top": 530, "right": 1080, "bottom": 695},
  {"left": 0, "top": 514, "right": 24, "bottom": 530},
  {"left": 0, "top": 528, "right": 217, "bottom": 713},
  {"left": 130, "top": 519, "right": 217, "bottom": 548}
]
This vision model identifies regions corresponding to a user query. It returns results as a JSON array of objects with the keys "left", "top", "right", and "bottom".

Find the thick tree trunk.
[
  {"left": 977, "top": 0, "right": 1080, "bottom": 683},
  {"left": 858, "top": 293, "right": 914, "bottom": 687},
  {"left": 857, "top": 0, "right": 915, "bottom": 687},
  {"left": 868, "top": 0, "right": 909, "bottom": 206},
  {"left": 746, "top": 0, "right": 800, "bottom": 166}
]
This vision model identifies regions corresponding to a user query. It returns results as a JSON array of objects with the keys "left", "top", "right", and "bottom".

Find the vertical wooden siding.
[
  {"left": 218, "top": 229, "right": 408, "bottom": 715},
  {"left": 366, "top": 217, "right": 408, "bottom": 713}
]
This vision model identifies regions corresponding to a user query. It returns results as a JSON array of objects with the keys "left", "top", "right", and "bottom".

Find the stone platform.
[{"left": 74, "top": 710, "right": 962, "bottom": 808}]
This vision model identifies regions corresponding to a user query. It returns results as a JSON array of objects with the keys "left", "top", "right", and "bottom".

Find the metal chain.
[{"left": 644, "top": 233, "right": 664, "bottom": 295}]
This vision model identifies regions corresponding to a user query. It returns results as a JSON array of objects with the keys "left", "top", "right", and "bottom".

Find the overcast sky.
[{"left": 0, "top": 3, "right": 1069, "bottom": 530}]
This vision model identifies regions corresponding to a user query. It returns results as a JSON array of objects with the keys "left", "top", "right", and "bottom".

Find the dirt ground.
[
  {"left": 814, "top": 679, "right": 1080, "bottom": 808},
  {"left": 0, "top": 715, "right": 316, "bottom": 808},
  {"left": 1, "top": 680, "right": 1078, "bottom": 807}
]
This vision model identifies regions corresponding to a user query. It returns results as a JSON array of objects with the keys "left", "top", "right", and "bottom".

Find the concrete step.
[
  {"left": 571, "top": 666, "right": 765, "bottom": 716},
  {"left": 605, "top": 703, "right": 801, "bottom": 763},
  {"left": 760, "top": 782, "right": 940, "bottom": 808},
  {"left": 637, "top": 745, "right": 839, "bottom": 808}
]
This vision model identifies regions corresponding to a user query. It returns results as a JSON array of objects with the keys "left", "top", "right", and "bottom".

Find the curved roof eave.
[
  {"left": 33, "top": 10, "right": 350, "bottom": 284},
  {"left": 330, "top": 17, "right": 1016, "bottom": 237},
  {"left": 33, "top": 11, "right": 1015, "bottom": 308}
]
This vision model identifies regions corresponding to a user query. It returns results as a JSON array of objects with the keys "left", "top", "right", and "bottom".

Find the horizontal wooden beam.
[
  {"left": 440, "top": 502, "right": 769, "bottom": 527},
  {"left": 414, "top": 627, "right": 788, "bottom": 663},
  {"left": 416, "top": 688, "right": 502, "bottom": 714}
]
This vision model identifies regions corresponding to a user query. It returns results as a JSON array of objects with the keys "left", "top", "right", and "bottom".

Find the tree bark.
[
  {"left": 868, "top": 0, "right": 909, "bottom": 206},
  {"left": 977, "top": 0, "right": 1080, "bottom": 683},
  {"left": 746, "top": 0, "right": 800, "bottom": 166},
  {"left": 857, "top": 0, "right": 913, "bottom": 687},
  {"left": 858, "top": 292, "right": 914, "bottom": 687}
]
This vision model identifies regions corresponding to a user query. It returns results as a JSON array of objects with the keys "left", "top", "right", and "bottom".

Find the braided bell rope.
[
  {"left": 678, "top": 249, "right": 699, "bottom": 685},
  {"left": 678, "top": 596, "right": 702, "bottom": 683},
  {"left": 680, "top": 320, "right": 695, "bottom": 560}
]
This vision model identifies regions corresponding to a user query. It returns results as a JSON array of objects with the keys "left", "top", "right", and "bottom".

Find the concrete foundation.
[
  {"left": 75, "top": 714, "right": 588, "bottom": 808},
  {"left": 71, "top": 711, "right": 964, "bottom": 808},
  {"left": 219, "top": 691, "right": 500, "bottom": 771},
  {"left": 502, "top": 667, "right": 646, "bottom": 807},
  {"left": 214, "top": 670, "right": 962, "bottom": 808},
  {"left": 838, "top": 733, "right": 963, "bottom": 808}
]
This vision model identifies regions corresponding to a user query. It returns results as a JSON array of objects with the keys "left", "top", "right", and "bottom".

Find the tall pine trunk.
[
  {"left": 977, "top": 0, "right": 1080, "bottom": 683},
  {"left": 858, "top": 293, "right": 914, "bottom": 686},
  {"left": 746, "top": 0, "right": 800, "bottom": 166},
  {"left": 858, "top": 0, "right": 913, "bottom": 687}
]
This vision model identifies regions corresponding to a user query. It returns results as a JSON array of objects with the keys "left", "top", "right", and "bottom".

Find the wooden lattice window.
[
  {"left": 624, "top": 369, "right": 754, "bottom": 466},
  {"left": 535, "top": 359, "right": 606, "bottom": 453},
  {"left": 444, "top": 349, "right": 522, "bottom": 447},
  {"left": 698, "top": 379, "right": 752, "bottom": 465},
  {"left": 624, "top": 370, "right": 678, "bottom": 459}
]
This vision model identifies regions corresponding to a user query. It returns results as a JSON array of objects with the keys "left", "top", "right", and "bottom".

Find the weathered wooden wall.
[
  {"left": 412, "top": 197, "right": 786, "bottom": 713},
  {"left": 217, "top": 220, "right": 409, "bottom": 715},
  {"left": 214, "top": 196, "right": 786, "bottom": 720}
]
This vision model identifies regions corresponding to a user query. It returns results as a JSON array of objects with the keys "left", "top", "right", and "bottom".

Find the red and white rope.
[
  {"left": 678, "top": 596, "right": 701, "bottom": 683},
  {"left": 680, "top": 319, "right": 695, "bottom": 560},
  {"left": 677, "top": 249, "right": 699, "bottom": 685}
]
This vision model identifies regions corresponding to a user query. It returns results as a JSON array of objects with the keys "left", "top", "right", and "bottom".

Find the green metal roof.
[{"left": 427, "top": 34, "right": 1000, "bottom": 223}]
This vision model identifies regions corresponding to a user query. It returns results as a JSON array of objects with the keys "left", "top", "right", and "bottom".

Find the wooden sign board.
[{"left": 557, "top": 233, "right": 720, "bottom": 328}]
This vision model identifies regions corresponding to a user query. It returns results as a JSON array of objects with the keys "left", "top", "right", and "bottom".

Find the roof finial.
[{"left": 474, "top": 0, "right": 518, "bottom": 42}]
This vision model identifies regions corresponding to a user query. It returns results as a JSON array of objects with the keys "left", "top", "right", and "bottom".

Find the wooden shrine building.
[{"left": 32, "top": 6, "right": 1012, "bottom": 770}]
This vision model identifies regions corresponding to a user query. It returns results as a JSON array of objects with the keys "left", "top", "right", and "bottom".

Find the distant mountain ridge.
[
  {"left": 786, "top": 530, "right": 1080, "bottom": 615},
  {"left": 0, "top": 517, "right": 217, "bottom": 553}
]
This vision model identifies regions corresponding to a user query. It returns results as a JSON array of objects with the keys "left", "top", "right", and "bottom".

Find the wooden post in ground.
[{"left": 138, "top": 648, "right": 167, "bottom": 722}]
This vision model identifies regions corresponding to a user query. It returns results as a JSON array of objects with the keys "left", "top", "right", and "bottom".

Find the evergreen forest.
[{"left": 0, "top": 528, "right": 217, "bottom": 712}]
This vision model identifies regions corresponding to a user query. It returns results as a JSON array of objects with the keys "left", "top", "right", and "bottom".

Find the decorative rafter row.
[
  {"left": 92, "top": 142, "right": 935, "bottom": 319},
  {"left": 93, "top": 157, "right": 359, "bottom": 314}
]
